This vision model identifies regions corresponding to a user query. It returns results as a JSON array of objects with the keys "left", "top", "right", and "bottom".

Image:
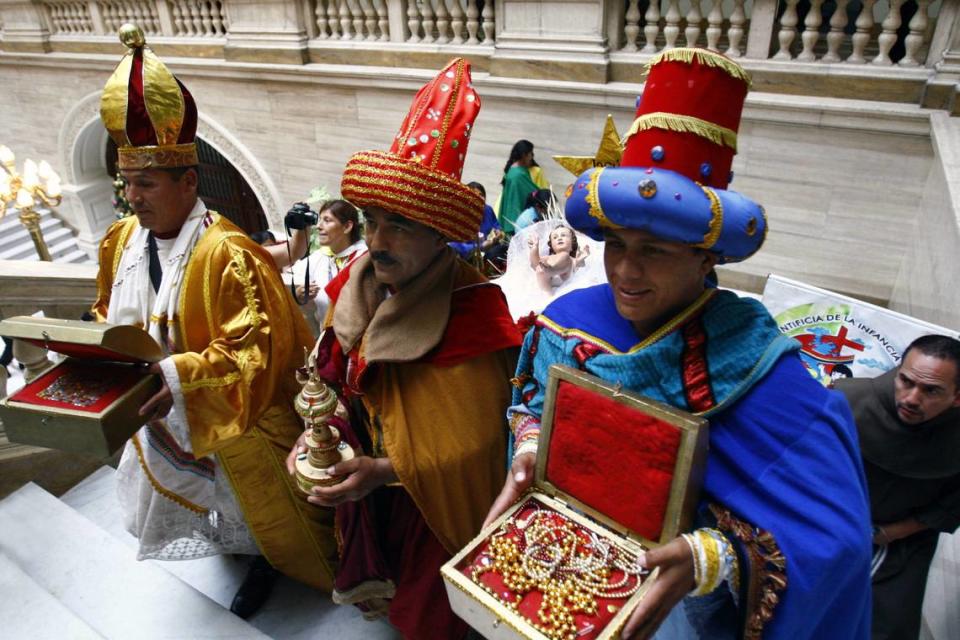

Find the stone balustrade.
[
  {"left": 38, "top": 0, "right": 226, "bottom": 37},
  {"left": 614, "top": 0, "right": 947, "bottom": 67},
  {"left": 2, "top": 0, "right": 956, "bottom": 81},
  {"left": 302, "top": 0, "right": 492, "bottom": 44}
]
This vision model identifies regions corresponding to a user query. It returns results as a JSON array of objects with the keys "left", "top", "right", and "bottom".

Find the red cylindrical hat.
[
  {"left": 620, "top": 48, "right": 750, "bottom": 190},
  {"left": 341, "top": 58, "right": 484, "bottom": 241}
]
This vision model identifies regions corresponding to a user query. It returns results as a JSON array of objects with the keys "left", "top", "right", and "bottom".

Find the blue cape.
[{"left": 511, "top": 284, "right": 872, "bottom": 638}]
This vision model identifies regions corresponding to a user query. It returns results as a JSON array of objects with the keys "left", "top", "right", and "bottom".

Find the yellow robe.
[
  {"left": 93, "top": 214, "right": 337, "bottom": 590},
  {"left": 329, "top": 251, "right": 519, "bottom": 554}
]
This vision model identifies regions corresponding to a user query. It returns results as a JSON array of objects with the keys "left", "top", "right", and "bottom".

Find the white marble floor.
[
  {"left": 0, "top": 482, "right": 269, "bottom": 639},
  {"left": 60, "top": 467, "right": 400, "bottom": 640}
]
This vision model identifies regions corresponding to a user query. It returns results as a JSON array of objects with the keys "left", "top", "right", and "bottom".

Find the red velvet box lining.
[
  {"left": 9, "top": 360, "right": 144, "bottom": 414},
  {"left": 545, "top": 381, "right": 682, "bottom": 542},
  {"left": 460, "top": 498, "right": 647, "bottom": 640},
  {"left": 22, "top": 338, "right": 145, "bottom": 364}
]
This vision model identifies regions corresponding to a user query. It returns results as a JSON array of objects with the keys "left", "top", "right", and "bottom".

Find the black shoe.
[{"left": 229, "top": 556, "right": 279, "bottom": 619}]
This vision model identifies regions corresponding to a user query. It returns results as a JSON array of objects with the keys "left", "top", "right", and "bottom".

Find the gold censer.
[{"left": 293, "top": 349, "right": 355, "bottom": 493}]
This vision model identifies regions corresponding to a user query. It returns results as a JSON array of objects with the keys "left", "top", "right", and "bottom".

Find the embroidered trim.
[
  {"left": 145, "top": 424, "right": 215, "bottom": 480},
  {"left": 113, "top": 218, "right": 138, "bottom": 279},
  {"left": 696, "top": 187, "right": 724, "bottom": 250},
  {"left": 585, "top": 167, "right": 623, "bottom": 231},
  {"left": 510, "top": 373, "right": 531, "bottom": 389},
  {"left": 432, "top": 59, "right": 464, "bottom": 171},
  {"left": 536, "top": 288, "right": 716, "bottom": 355},
  {"left": 118, "top": 143, "right": 199, "bottom": 170},
  {"left": 332, "top": 578, "right": 397, "bottom": 605},
  {"left": 710, "top": 504, "right": 786, "bottom": 640},
  {"left": 624, "top": 112, "right": 738, "bottom": 151},
  {"left": 645, "top": 47, "right": 752, "bottom": 85},
  {"left": 132, "top": 435, "right": 208, "bottom": 515},
  {"left": 229, "top": 244, "right": 262, "bottom": 331},
  {"left": 180, "top": 370, "right": 241, "bottom": 392},
  {"left": 680, "top": 315, "right": 716, "bottom": 413}
]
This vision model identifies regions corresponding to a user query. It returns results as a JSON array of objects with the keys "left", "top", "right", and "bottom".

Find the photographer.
[
  {"left": 261, "top": 201, "right": 317, "bottom": 270},
  {"left": 289, "top": 199, "right": 366, "bottom": 333}
]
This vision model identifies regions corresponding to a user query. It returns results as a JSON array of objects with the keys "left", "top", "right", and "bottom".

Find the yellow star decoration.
[{"left": 552, "top": 114, "right": 623, "bottom": 177}]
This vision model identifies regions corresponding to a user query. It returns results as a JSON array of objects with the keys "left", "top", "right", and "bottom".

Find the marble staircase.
[
  {"left": 0, "top": 470, "right": 400, "bottom": 639},
  {"left": 0, "top": 208, "right": 92, "bottom": 264}
]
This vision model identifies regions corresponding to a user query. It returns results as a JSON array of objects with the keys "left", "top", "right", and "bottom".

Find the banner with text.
[{"left": 761, "top": 275, "right": 959, "bottom": 386}]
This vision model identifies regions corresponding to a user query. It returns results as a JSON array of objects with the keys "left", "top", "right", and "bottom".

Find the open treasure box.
[
  {"left": 442, "top": 364, "right": 709, "bottom": 640},
  {"left": 0, "top": 316, "right": 163, "bottom": 456}
]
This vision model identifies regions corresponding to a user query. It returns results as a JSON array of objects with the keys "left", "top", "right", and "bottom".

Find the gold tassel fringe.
[
  {"left": 644, "top": 47, "right": 752, "bottom": 86},
  {"left": 624, "top": 112, "right": 738, "bottom": 151}
]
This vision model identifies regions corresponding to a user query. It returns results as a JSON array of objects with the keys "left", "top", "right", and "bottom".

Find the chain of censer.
[{"left": 470, "top": 507, "right": 648, "bottom": 640}]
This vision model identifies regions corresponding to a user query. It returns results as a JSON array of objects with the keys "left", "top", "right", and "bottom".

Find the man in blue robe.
[{"left": 485, "top": 48, "right": 872, "bottom": 639}]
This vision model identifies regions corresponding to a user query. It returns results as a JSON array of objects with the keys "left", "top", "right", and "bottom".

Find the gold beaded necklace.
[{"left": 470, "top": 507, "right": 647, "bottom": 640}]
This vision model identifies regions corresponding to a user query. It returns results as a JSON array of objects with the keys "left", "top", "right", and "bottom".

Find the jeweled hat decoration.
[
  {"left": 340, "top": 58, "right": 484, "bottom": 242},
  {"left": 565, "top": 48, "right": 766, "bottom": 263},
  {"left": 100, "top": 24, "right": 199, "bottom": 171}
]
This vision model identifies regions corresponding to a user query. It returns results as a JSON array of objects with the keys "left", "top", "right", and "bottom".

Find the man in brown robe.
[
  {"left": 286, "top": 59, "right": 522, "bottom": 639},
  {"left": 836, "top": 334, "right": 960, "bottom": 640}
]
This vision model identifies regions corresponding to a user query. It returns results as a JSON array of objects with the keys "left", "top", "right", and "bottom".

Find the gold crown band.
[{"left": 117, "top": 143, "right": 198, "bottom": 170}]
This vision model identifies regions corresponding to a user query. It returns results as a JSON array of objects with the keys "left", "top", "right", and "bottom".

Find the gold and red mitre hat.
[
  {"left": 340, "top": 58, "right": 484, "bottom": 241},
  {"left": 100, "top": 24, "right": 199, "bottom": 170},
  {"left": 565, "top": 48, "right": 766, "bottom": 263}
]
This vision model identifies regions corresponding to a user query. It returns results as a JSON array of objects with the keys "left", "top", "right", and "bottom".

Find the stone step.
[
  {"left": 61, "top": 466, "right": 401, "bottom": 639},
  {"left": 0, "top": 227, "right": 74, "bottom": 261},
  {"left": 0, "top": 210, "right": 59, "bottom": 236},
  {"left": 0, "top": 482, "right": 270, "bottom": 639},
  {"left": 0, "top": 208, "right": 91, "bottom": 264},
  {"left": 0, "top": 551, "right": 104, "bottom": 639},
  {"left": 0, "top": 216, "right": 62, "bottom": 254}
]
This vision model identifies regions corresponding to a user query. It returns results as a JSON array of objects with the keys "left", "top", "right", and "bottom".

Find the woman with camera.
[{"left": 290, "top": 200, "right": 366, "bottom": 331}]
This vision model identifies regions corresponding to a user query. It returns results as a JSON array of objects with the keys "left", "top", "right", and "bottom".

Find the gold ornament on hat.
[
  {"left": 552, "top": 115, "right": 623, "bottom": 177},
  {"left": 100, "top": 23, "right": 199, "bottom": 170}
]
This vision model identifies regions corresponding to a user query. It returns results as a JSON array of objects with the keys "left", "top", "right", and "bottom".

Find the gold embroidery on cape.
[{"left": 181, "top": 371, "right": 242, "bottom": 392}]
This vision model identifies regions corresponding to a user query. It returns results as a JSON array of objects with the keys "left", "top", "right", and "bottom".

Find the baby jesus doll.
[{"left": 528, "top": 225, "right": 590, "bottom": 293}]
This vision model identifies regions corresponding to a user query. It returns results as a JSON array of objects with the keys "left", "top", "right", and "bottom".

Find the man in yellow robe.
[
  {"left": 286, "top": 59, "right": 522, "bottom": 638},
  {"left": 90, "top": 24, "right": 336, "bottom": 618}
]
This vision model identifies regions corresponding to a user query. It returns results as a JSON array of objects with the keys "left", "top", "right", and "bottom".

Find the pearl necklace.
[{"left": 470, "top": 506, "right": 648, "bottom": 639}]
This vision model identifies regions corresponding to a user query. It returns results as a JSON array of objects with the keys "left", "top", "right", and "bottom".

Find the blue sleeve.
[{"left": 708, "top": 355, "right": 872, "bottom": 639}]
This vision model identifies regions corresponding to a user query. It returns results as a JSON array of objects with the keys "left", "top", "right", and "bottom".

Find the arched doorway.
[{"left": 106, "top": 138, "right": 269, "bottom": 234}]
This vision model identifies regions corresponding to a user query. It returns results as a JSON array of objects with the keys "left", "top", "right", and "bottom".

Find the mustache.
[{"left": 371, "top": 251, "right": 398, "bottom": 265}]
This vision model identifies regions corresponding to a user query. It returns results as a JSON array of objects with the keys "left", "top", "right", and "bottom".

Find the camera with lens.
[{"left": 284, "top": 202, "right": 319, "bottom": 231}]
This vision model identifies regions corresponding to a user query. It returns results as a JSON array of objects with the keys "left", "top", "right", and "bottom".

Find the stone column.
[
  {"left": 922, "top": 0, "right": 960, "bottom": 113},
  {"left": 490, "top": 0, "right": 614, "bottom": 83},
  {"left": 223, "top": 0, "right": 310, "bottom": 64},
  {"left": 0, "top": 0, "right": 52, "bottom": 53}
]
